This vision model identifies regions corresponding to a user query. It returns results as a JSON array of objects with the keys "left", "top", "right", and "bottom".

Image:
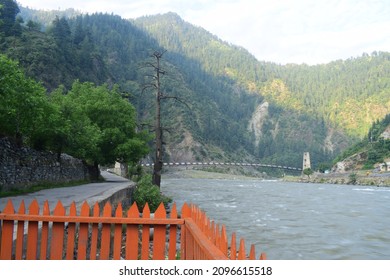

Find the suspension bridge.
[{"left": 140, "top": 161, "right": 302, "bottom": 171}]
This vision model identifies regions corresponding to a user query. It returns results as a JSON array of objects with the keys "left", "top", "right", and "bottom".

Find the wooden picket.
[{"left": 0, "top": 199, "right": 266, "bottom": 260}]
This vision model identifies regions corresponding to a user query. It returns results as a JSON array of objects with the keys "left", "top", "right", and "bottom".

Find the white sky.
[{"left": 16, "top": 0, "right": 390, "bottom": 65}]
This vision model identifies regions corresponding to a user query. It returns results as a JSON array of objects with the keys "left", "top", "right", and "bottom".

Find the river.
[{"left": 161, "top": 178, "right": 390, "bottom": 260}]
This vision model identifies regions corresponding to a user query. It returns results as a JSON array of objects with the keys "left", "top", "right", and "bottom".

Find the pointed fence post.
[
  {"left": 168, "top": 203, "right": 178, "bottom": 260},
  {"left": 153, "top": 203, "right": 167, "bottom": 260},
  {"left": 220, "top": 226, "right": 228, "bottom": 257},
  {"left": 26, "top": 200, "right": 39, "bottom": 260},
  {"left": 89, "top": 202, "right": 100, "bottom": 260},
  {"left": 40, "top": 200, "right": 50, "bottom": 260},
  {"left": 15, "top": 200, "right": 26, "bottom": 260},
  {"left": 50, "top": 200, "right": 65, "bottom": 259},
  {"left": 126, "top": 203, "right": 140, "bottom": 259},
  {"left": 238, "top": 239, "right": 246, "bottom": 260},
  {"left": 180, "top": 203, "right": 191, "bottom": 260},
  {"left": 0, "top": 200, "right": 15, "bottom": 260},
  {"left": 113, "top": 203, "right": 123, "bottom": 260},
  {"left": 249, "top": 244, "right": 256, "bottom": 260},
  {"left": 77, "top": 201, "right": 90, "bottom": 260},
  {"left": 100, "top": 202, "right": 112, "bottom": 259},
  {"left": 66, "top": 202, "right": 77, "bottom": 260},
  {"left": 141, "top": 203, "right": 151, "bottom": 260},
  {"left": 230, "top": 233, "right": 237, "bottom": 260}
]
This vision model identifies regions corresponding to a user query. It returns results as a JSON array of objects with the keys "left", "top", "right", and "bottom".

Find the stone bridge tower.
[{"left": 303, "top": 152, "right": 311, "bottom": 170}]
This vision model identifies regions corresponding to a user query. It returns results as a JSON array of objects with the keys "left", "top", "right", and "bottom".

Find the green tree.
[
  {"left": 62, "top": 81, "right": 150, "bottom": 180},
  {"left": 303, "top": 168, "right": 314, "bottom": 179},
  {"left": 0, "top": 55, "right": 52, "bottom": 147},
  {"left": 0, "top": 0, "right": 20, "bottom": 36}
]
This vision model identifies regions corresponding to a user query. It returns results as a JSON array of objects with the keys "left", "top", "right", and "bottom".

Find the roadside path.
[{"left": 0, "top": 171, "right": 134, "bottom": 212}]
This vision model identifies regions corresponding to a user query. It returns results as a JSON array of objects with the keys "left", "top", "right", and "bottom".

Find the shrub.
[
  {"left": 348, "top": 173, "right": 357, "bottom": 185},
  {"left": 132, "top": 175, "right": 172, "bottom": 212}
]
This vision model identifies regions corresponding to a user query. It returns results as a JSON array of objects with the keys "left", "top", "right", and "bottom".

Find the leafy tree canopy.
[
  {"left": 0, "top": 0, "right": 20, "bottom": 36},
  {"left": 1, "top": 55, "right": 150, "bottom": 180},
  {"left": 47, "top": 81, "right": 151, "bottom": 180},
  {"left": 0, "top": 54, "right": 50, "bottom": 147}
]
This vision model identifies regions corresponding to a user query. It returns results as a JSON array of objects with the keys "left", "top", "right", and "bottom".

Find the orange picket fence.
[{"left": 0, "top": 199, "right": 266, "bottom": 260}]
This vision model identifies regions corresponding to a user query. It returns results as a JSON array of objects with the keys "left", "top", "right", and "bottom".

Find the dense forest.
[{"left": 1, "top": 1, "right": 389, "bottom": 172}]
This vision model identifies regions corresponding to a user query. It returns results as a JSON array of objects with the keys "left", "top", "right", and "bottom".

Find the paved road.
[{"left": 0, "top": 171, "right": 134, "bottom": 213}]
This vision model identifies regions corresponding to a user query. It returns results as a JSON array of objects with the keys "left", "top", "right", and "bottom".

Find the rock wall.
[
  {"left": 248, "top": 101, "right": 269, "bottom": 147},
  {"left": 0, "top": 137, "right": 89, "bottom": 191}
]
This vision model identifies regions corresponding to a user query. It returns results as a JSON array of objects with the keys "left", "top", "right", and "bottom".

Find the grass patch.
[{"left": 0, "top": 179, "right": 91, "bottom": 198}]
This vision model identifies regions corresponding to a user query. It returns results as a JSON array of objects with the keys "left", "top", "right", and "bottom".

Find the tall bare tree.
[
  {"left": 152, "top": 51, "right": 164, "bottom": 187},
  {"left": 142, "top": 50, "right": 189, "bottom": 188}
]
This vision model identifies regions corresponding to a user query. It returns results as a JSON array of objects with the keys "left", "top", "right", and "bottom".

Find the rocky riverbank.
[
  {"left": 162, "top": 167, "right": 390, "bottom": 187},
  {"left": 284, "top": 171, "right": 390, "bottom": 187},
  {"left": 162, "top": 168, "right": 263, "bottom": 180}
]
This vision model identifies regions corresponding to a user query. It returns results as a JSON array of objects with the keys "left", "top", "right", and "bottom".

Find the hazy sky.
[{"left": 16, "top": 0, "right": 390, "bottom": 65}]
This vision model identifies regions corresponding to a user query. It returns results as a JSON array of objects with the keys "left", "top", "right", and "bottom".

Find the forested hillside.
[
  {"left": 1, "top": 2, "right": 389, "bottom": 171},
  {"left": 333, "top": 114, "right": 390, "bottom": 170}
]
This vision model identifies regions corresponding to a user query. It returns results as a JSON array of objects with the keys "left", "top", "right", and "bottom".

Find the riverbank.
[
  {"left": 283, "top": 171, "right": 390, "bottom": 187},
  {"left": 162, "top": 168, "right": 262, "bottom": 180},
  {"left": 162, "top": 168, "right": 390, "bottom": 187}
]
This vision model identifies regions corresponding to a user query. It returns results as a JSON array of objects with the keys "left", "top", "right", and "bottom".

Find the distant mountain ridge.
[{"left": 2, "top": 5, "right": 389, "bottom": 171}]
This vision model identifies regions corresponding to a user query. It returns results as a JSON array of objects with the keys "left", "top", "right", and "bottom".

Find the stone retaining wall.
[{"left": 0, "top": 137, "right": 89, "bottom": 191}]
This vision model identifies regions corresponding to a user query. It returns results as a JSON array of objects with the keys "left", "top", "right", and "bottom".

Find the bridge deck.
[{"left": 141, "top": 162, "right": 302, "bottom": 171}]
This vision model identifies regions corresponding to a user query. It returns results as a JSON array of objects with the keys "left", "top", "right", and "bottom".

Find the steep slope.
[
  {"left": 133, "top": 13, "right": 354, "bottom": 166},
  {"left": 4, "top": 7, "right": 389, "bottom": 171},
  {"left": 333, "top": 114, "right": 390, "bottom": 171}
]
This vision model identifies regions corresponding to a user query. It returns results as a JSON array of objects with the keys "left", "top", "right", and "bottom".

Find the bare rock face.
[
  {"left": 165, "top": 130, "right": 202, "bottom": 162},
  {"left": 332, "top": 152, "right": 367, "bottom": 173},
  {"left": 248, "top": 102, "right": 269, "bottom": 147},
  {"left": 380, "top": 124, "right": 390, "bottom": 140}
]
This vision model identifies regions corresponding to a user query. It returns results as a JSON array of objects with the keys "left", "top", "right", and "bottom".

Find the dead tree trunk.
[
  {"left": 143, "top": 50, "right": 188, "bottom": 188},
  {"left": 152, "top": 51, "right": 164, "bottom": 188}
]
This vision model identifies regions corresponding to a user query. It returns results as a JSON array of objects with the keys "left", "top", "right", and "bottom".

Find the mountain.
[
  {"left": 2, "top": 4, "right": 390, "bottom": 172},
  {"left": 332, "top": 114, "right": 390, "bottom": 171}
]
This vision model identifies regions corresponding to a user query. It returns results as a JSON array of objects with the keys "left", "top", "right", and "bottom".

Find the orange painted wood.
[
  {"left": 230, "top": 233, "right": 237, "bottom": 260},
  {"left": 1, "top": 199, "right": 266, "bottom": 261},
  {"left": 77, "top": 201, "right": 90, "bottom": 260},
  {"left": 113, "top": 203, "right": 123, "bottom": 260},
  {"left": 185, "top": 225, "right": 194, "bottom": 260},
  {"left": 15, "top": 200, "right": 26, "bottom": 260},
  {"left": 141, "top": 203, "right": 150, "bottom": 260},
  {"left": 40, "top": 200, "right": 50, "bottom": 260},
  {"left": 126, "top": 203, "right": 139, "bottom": 260},
  {"left": 89, "top": 202, "right": 100, "bottom": 260},
  {"left": 215, "top": 224, "right": 220, "bottom": 249},
  {"left": 180, "top": 203, "right": 190, "bottom": 260},
  {"left": 100, "top": 202, "right": 112, "bottom": 259},
  {"left": 0, "top": 213, "right": 183, "bottom": 225},
  {"left": 50, "top": 201, "right": 65, "bottom": 259},
  {"left": 153, "top": 203, "right": 167, "bottom": 260},
  {"left": 220, "top": 225, "right": 228, "bottom": 257},
  {"left": 210, "top": 221, "right": 216, "bottom": 244},
  {"left": 249, "top": 244, "right": 256, "bottom": 260},
  {"left": 238, "top": 239, "right": 245, "bottom": 260},
  {"left": 184, "top": 218, "right": 227, "bottom": 260},
  {"left": 26, "top": 200, "right": 39, "bottom": 260},
  {"left": 260, "top": 252, "right": 267, "bottom": 260},
  {"left": 66, "top": 202, "right": 77, "bottom": 260},
  {"left": 168, "top": 203, "right": 178, "bottom": 260},
  {"left": 0, "top": 200, "right": 15, "bottom": 260}
]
